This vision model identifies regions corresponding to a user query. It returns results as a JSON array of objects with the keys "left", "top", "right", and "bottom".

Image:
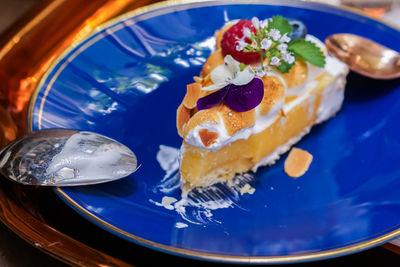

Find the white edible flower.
[
  {"left": 243, "top": 27, "right": 252, "bottom": 38},
  {"left": 260, "top": 19, "right": 269, "bottom": 28},
  {"left": 260, "top": 38, "right": 272, "bottom": 50},
  {"left": 202, "top": 55, "right": 255, "bottom": 91},
  {"left": 268, "top": 29, "right": 281, "bottom": 41},
  {"left": 279, "top": 32, "right": 291, "bottom": 43},
  {"left": 236, "top": 38, "right": 247, "bottom": 51},
  {"left": 255, "top": 65, "right": 266, "bottom": 78},
  {"left": 251, "top": 17, "right": 260, "bottom": 29},
  {"left": 277, "top": 43, "right": 288, "bottom": 53},
  {"left": 282, "top": 52, "right": 295, "bottom": 64},
  {"left": 270, "top": 56, "right": 281, "bottom": 66}
]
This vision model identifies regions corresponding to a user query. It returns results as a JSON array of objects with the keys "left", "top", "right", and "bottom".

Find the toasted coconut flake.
[
  {"left": 193, "top": 76, "right": 202, "bottom": 83},
  {"left": 284, "top": 147, "right": 313, "bottom": 178},
  {"left": 199, "top": 129, "right": 219, "bottom": 147},
  {"left": 183, "top": 83, "right": 201, "bottom": 109},
  {"left": 177, "top": 104, "right": 191, "bottom": 137}
]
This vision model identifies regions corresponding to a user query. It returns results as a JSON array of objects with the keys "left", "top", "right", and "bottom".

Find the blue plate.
[{"left": 28, "top": 0, "right": 400, "bottom": 264}]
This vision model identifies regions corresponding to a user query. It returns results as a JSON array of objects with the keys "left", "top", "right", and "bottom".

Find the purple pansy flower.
[{"left": 197, "top": 77, "right": 264, "bottom": 112}]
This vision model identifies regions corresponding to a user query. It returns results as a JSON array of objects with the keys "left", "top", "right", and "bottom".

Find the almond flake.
[
  {"left": 284, "top": 147, "right": 313, "bottom": 178},
  {"left": 198, "top": 129, "right": 219, "bottom": 147},
  {"left": 183, "top": 83, "right": 201, "bottom": 109},
  {"left": 176, "top": 104, "right": 191, "bottom": 137}
]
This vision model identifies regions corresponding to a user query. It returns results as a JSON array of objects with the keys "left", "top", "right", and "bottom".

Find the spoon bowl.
[
  {"left": 325, "top": 33, "right": 400, "bottom": 79},
  {"left": 0, "top": 129, "right": 138, "bottom": 186}
]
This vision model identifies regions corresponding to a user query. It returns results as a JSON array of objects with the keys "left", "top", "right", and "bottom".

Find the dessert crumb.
[
  {"left": 161, "top": 196, "right": 178, "bottom": 210},
  {"left": 239, "top": 183, "right": 255, "bottom": 195},
  {"left": 175, "top": 222, "right": 188, "bottom": 228}
]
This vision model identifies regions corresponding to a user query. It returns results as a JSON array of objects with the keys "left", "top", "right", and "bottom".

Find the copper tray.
[{"left": 0, "top": 0, "right": 399, "bottom": 265}]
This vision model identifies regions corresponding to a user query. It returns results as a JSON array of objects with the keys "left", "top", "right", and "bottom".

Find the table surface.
[{"left": 0, "top": 0, "right": 400, "bottom": 266}]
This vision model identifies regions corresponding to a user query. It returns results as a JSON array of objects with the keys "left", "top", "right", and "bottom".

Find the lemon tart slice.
[{"left": 176, "top": 17, "right": 348, "bottom": 188}]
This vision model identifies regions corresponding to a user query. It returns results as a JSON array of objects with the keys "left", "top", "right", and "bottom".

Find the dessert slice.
[{"left": 176, "top": 16, "right": 348, "bottom": 188}]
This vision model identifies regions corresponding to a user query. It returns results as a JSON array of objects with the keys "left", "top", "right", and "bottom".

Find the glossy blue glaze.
[{"left": 29, "top": 0, "right": 400, "bottom": 263}]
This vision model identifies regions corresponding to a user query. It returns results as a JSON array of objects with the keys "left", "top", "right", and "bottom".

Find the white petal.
[
  {"left": 232, "top": 66, "right": 255, "bottom": 86},
  {"left": 255, "top": 69, "right": 266, "bottom": 78},
  {"left": 268, "top": 29, "right": 281, "bottom": 41},
  {"left": 279, "top": 32, "right": 291, "bottom": 43},
  {"left": 236, "top": 38, "right": 247, "bottom": 51},
  {"left": 260, "top": 19, "right": 269, "bottom": 28},
  {"left": 277, "top": 43, "right": 288, "bottom": 53},
  {"left": 255, "top": 65, "right": 270, "bottom": 77},
  {"left": 261, "top": 38, "right": 272, "bottom": 50},
  {"left": 243, "top": 27, "right": 252, "bottom": 38},
  {"left": 201, "top": 83, "right": 225, "bottom": 91},
  {"left": 224, "top": 55, "right": 240, "bottom": 75},
  {"left": 203, "top": 55, "right": 251, "bottom": 91},
  {"left": 210, "top": 64, "right": 232, "bottom": 86},
  {"left": 270, "top": 56, "right": 281, "bottom": 66},
  {"left": 283, "top": 52, "right": 295, "bottom": 64},
  {"left": 251, "top": 17, "right": 260, "bottom": 29}
]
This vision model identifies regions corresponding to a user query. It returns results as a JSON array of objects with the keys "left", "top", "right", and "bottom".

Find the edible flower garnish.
[
  {"left": 197, "top": 55, "right": 264, "bottom": 112},
  {"left": 196, "top": 16, "right": 325, "bottom": 113},
  {"left": 232, "top": 16, "right": 326, "bottom": 73},
  {"left": 202, "top": 55, "right": 255, "bottom": 92},
  {"left": 197, "top": 77, "right": 264, "bottom": 112}
]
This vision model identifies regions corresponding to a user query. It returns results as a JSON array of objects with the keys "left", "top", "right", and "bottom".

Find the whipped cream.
[{"left": 184, "top": 35, "right": 348, "bottom": 151}]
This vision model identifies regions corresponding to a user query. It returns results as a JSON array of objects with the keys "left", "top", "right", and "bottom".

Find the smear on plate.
[{"left": 150, "top": 144, "right": 256, "bottom": 226}]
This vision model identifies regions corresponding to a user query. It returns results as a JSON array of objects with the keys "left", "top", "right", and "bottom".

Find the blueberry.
[{"left": 288, "top": 19, "right": 307, "bottom": 40}]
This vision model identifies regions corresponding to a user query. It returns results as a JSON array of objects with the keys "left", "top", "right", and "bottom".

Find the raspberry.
[{"left": 221, "top": 20, "right": 260, "bottom": 64}]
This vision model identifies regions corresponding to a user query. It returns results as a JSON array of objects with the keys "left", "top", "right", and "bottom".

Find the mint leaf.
[
  {"left": 267, "top": 15, "right": 292, "bottom": 35},
  {"left": 277, "top": 61, "right": 295, "bottom": 73},
  {"left": 288, "top": 39, "right": 326, "bottom": 67}
]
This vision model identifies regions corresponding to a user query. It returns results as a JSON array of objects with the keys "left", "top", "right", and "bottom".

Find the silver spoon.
[
  {"left": 0, "top": 129, "right": 138, "bottom": 186},
  {"left": 325, "top": 33, "right": 400, "bottom": 79}
]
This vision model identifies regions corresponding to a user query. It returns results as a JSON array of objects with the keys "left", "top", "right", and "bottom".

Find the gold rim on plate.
[{"left": 28, "top": 0, "right": 400, "bottom": 263}]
